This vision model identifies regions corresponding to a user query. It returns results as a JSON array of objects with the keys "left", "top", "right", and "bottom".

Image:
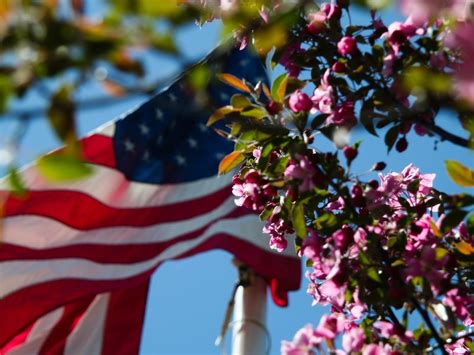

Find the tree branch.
[
  {"left": 415, "top": 119, "right": 472, "bottom": 149},
  {"left": 411, "top": 297, "right": 447, "bottom": 355}
]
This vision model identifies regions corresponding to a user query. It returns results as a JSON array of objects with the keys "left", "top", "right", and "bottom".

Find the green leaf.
[
  {"left": 188, "top": 65, "right": 210, "bottom": 91},
  {"left": 218, "top": 150, "right": 245, "bottom": 175},
  {"left": 253, "top": 23, "right": 288, "bottom": 56},
  {"left": 384, "top": 125, "right": 399, "bottom": 152},
  {"left": 240, "top": 107, "right": 267, "bottom": 120},
  {"left": 207, "top": 106, "right": 237, "bottom": 126},
  {"left": 47, "top": 84, "right": 76, "bottom": 143},
  {"left": 7, "top": 167, "right": 27, "bottom": 196},
  {"left": 231, "top": 94, "right": 252, "bottom": 109},
  {"left": 445, "top": 160, "right": 474, "bottom": 187},
  {"left": 441, "top": 209, "right": 468, "bottom": 232},
  {"left": 137, "top": 0, "right": 181, "bottom": 16},
  {"left": 360, "top": 101, "right": 378, "bottom": 136},
  {"left": 259, "top": 207, "right": 273, "bottom": 222},
  {"left": 292, "top": 202, "right": 306, "bottom": 238},
  {"left": 367, "top": 267, "right": 381, "bottom": 282},
  {"left": 313, "top": 212, "right": 337, "bottom": 230},
  {"left": 37, "top": 153, "right": 92, "bottom": 182},
  {"left": 271, "top": 73, "right": 288, "bottom": 103}
]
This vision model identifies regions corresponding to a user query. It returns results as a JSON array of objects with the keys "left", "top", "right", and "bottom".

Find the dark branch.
[
  {"left": 412, "top": 297, "right": 447, "bottom": 355},
  {"left": 415, "top": 119, "right": 472, "bottom": 148}
]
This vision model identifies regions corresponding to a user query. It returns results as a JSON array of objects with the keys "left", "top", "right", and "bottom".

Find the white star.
[
  {"left": 176, "top": 154, "right": 186, "bottom": 166},
  {"left": 198, "top": 123, "right": 207, "bottom": 132},
  {"left": 139, "top": 124, "right": 150, "bottom": 135},
  {"left": 215, "top": 152, "right": 225, "bottom": 160},
  {"left": 168, "top": 92, "right": 177, "bottom": 102},
  {"left": 239, "top": 59, "right": 250, "bottom": 67},
  {"left": 220, "top": 92, "right": 229, "bottom": 101},
  {"left": 188, "top": 137, "right": 198, "bottom": 148},
  {"left": 124, "top": 139, "right": 135, "bottom": 152},
  {"left": 155, "top": 109, "right": 164, "bottom": 120}
]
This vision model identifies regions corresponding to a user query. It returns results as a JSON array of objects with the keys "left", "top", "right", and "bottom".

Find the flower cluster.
[
  {"left": 280, "top": 164, "right": 474, "bottom": 353},
  {"left": 203, "top": 0, "right": 474, "bottom": 353}
]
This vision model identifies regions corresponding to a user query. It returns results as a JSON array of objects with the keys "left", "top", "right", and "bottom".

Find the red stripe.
[
  {"left": 0, "top": 235, "right": 300, "bottom": 347},
  {"left": 3, "top": 186, "right": 233, "bottom": 229},
  {"left": 81, "top": 134, "right": 116, "bottom": 168},
  {"left": 0, "top": 208, "right": 251, "bottom": 263},
  {"left": 0, "top": 323, "right": 34, "bottom": 354},
  {"left": 38, "top": 297, "right": 95, "bottom": 355},
  {"left": 101, "top": 281, "right": 149, "bottom": 355}
]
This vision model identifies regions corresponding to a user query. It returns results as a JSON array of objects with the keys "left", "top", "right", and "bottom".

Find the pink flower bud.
[
  {"left": 266, "top": 100, "right": 282, "bottom": 115},
  {"left": 343, "top": 146, "right": 358, "bottom": 162},
  {"left": 396, "top": 136, "right": 408, "bottom": 152},
  {"left": 337, "top": 36, "right": 358, "bottom": 56},
  {"left": 332, "top": 61, "right": 346, "bottom": 73},
  {"left": 289, "top": 90, "right": 313, "bottom": 112}
]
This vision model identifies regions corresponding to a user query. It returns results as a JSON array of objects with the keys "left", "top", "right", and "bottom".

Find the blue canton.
[{"left": 113, "top": 46, "right": 268, "bottom": 184}]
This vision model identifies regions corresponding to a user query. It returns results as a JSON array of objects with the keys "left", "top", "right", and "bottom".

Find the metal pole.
[{"left": 231, "top": 264, "right": 268, "bottom": 355}]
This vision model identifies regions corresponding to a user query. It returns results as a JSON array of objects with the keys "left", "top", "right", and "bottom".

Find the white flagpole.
[{"left": 231, "top": 262, "right": 268, "bottom": 355}]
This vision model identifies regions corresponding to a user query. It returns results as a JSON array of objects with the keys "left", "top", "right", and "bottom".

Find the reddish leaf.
[
  {"left": 217, "top": 73, "right": 250, "bottom": 93},
  {"left": 218, "top": 151, "right": 245, "bottom": 175}
]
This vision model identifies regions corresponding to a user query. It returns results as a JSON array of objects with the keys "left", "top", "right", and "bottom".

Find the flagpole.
[{"left": 231, "top": 261, "right": 268, "bottom": 355}]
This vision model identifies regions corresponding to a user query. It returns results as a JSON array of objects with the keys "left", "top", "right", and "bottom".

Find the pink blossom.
[
  {"left": 313, "top": 314, "right": 345, "bottom": 340},
  {"left": 337, "top": 36, "right": 358, "bottom": 56},
  {"left": 327, "top": 196, "right": 345, "bottom": 211},
  {"left": 458, "top": 221, "right": 474, "bottom": 244},
  {"left": 430, "top": 52, "right": 448, "bottom": 69},
  {"left": 220, "top": 0, "right": 238, "bottom": 13},
  {"left": 284, "top": 155, "right": 317, "bottom": 191},
  {"left": 281, "top": 324, "right": 317, "bottom": 355},
  {"left": 362, "top": 343, "right": 393, "bottom": 355},
  {"left": 232, "top": 170, "right": 273, "bottom": 212},
  {"left": 279, "top": 43, "right": 303, "bottom": 77},
  {"left": 382, "top": 52, "right": 396, "bottom": 76},
  {"left": 387, "top": 20, "right": 417, "bottom": 54},
  {"left": 405, "top": 246, "right": 448, "bottom": 295},
  {"left": 327, "top": 101, "right": 356, "bottom": 127},
  {"left": 263, "top": 210, "right": 292, "bottom": 252},
  {"left": 311, "top": 69, "right": 335, "bottom": 114},
  {"left": 413, "top": 113, "right": 435, "bottom": 136},
  {"left": 332, "top": 226, "right": 354, "bottom": 252},
  {"left": 399, "top": 0, "right": 468, "bottom": 25},
  {"left": 407, "top": 214, "right": 437, "bottom": 250},
  {"left": 289, "top": 90, "right": 313, "bottom": 112},
  {"left": 445, "top": 337, "right": 470, "bottom": 354},
  {"left": 347, "top": 290, "right": 366, "bottom": 319},
  {"left": 342, "top": 326, "right": 365, "bottom": 352},
  {"left": 269, "top": 234, "right": 288, "bottom": 252},
  {"left": 446, "top": 22, "right": 474, "bottom": 106},
  {"left": 443, "top": 288, "right": 474, "bottom": 326},
  {"left": 301, "top": 230, "right": 322, "bottom": 260},
  {"left": 321, "top": 3, "right": 342, "bottom": 20},
  {"left": 307, "top": 10, "right": 327, "bottom": 35}
]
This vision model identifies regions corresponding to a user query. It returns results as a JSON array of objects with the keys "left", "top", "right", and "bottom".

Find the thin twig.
[{"left": 411, "top": 297, "right": 447, "bottom": 355}]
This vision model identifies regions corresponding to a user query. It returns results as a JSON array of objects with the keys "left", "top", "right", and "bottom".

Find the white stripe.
[
  {"left": 64, "top": 294, "right": 109, "bottom": 355},
  {"left": 0, "top": 164, "right": 233, "bottom": 208},
  {"left": 88, "top": 122, "right": 115, "bottom": 137},
  {"left": 8, "top": 308, "right": 64, "bottom": 355},
  {"left": 0, "top": 215, "right": 296, "bottom": 299},
  {"left": 4, "top": 197, "right": 238, "bottom": 248}
]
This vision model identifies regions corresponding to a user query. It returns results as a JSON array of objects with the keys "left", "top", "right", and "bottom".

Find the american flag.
[{"left": 0, "top": 46, "right": 301, "bottom": 354}]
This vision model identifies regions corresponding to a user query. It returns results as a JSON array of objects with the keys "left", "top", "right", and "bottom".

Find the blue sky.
[{"left": 1, "top": 3, "right": 472, "bottom": 355}]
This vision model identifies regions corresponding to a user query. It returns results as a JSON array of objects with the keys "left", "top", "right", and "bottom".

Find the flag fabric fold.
[{"left": 0, "top": 45, "right": 301, "bottom": 354}]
